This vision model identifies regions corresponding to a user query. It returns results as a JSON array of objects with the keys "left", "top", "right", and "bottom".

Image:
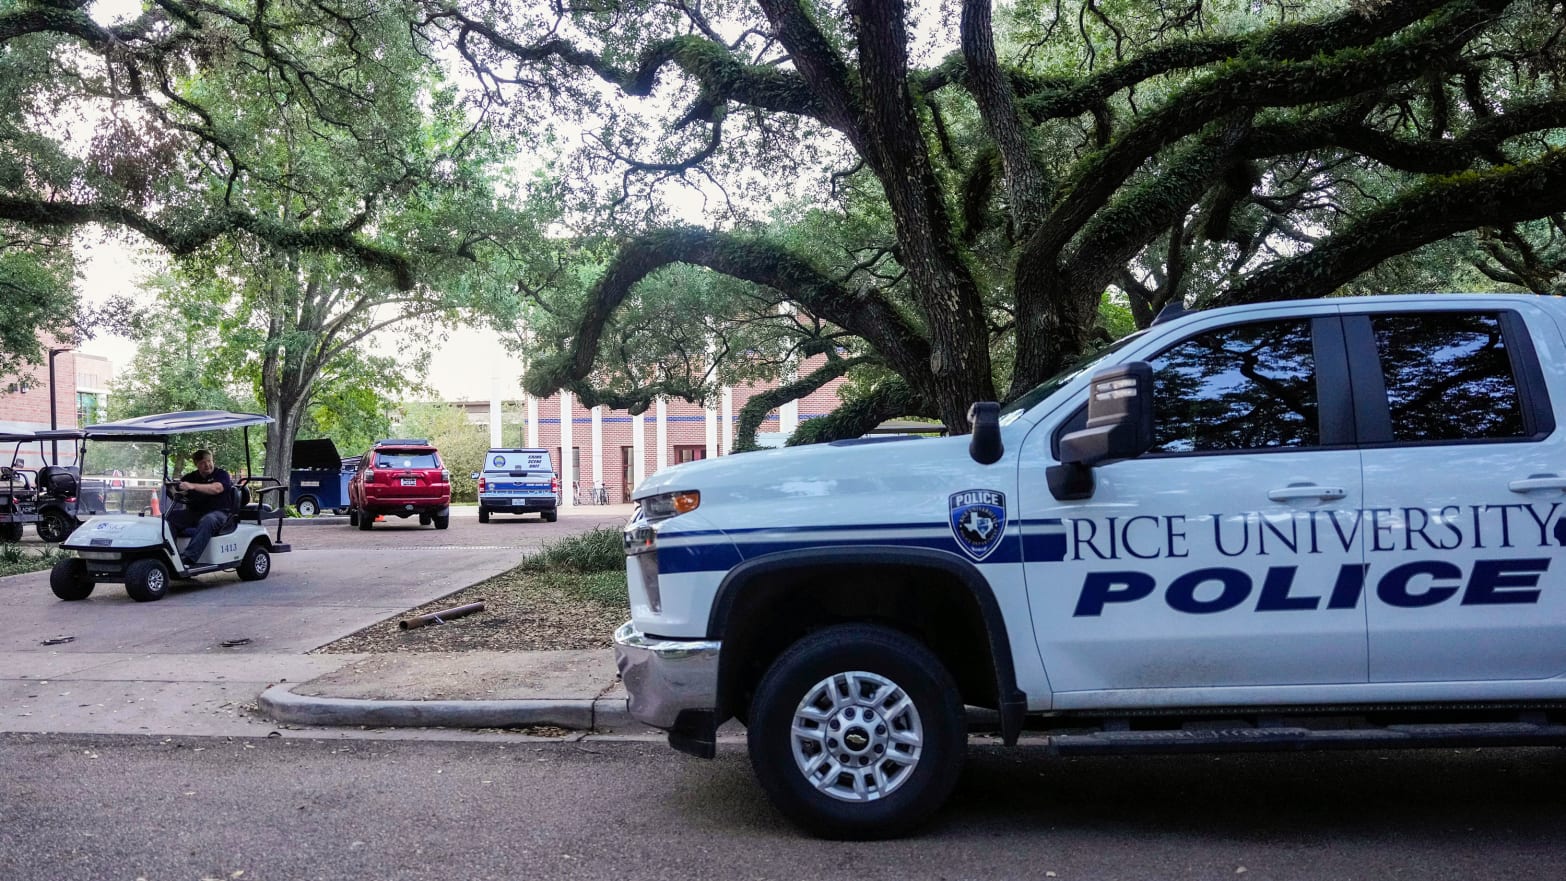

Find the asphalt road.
[{"left": 3, "top": 733, "right": 1564, "bottom": 881}]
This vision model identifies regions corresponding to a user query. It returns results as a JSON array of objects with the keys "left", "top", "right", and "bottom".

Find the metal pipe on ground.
[{"left": 399, "top": 601, "right": 486, "bottom": 630}]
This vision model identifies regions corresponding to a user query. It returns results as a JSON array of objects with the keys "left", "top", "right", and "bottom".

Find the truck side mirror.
[
  {"left": 968, "top": 401, "right": 1003, "bottom": 465},
  {"left": 1048, "top": 363, "right": 1154, "bottom": 500}
]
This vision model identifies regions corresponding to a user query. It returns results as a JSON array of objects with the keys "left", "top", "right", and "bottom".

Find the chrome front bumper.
[{"left": 612, "top": 621, "right": 721, "bottom": 730}]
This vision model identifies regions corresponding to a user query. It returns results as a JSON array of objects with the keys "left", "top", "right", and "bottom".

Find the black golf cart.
[
  {"left": 0, "top": 431, "right": 41, "bottom": 542},
  {"left": 30, "top": 428, "right": 87, "bottom": 543}
]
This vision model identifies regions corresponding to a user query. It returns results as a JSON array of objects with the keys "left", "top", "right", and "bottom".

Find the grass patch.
[
  {"left": 0, "top": 544, "right": 66, "bottom": 578},
  {"left": 518, "top": 527, "right": 624, "bottom": 574}
]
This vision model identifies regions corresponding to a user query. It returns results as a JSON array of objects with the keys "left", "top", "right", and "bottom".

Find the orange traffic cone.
[{"left": 149, "top": 493, "right": 161, "bottom": 516}]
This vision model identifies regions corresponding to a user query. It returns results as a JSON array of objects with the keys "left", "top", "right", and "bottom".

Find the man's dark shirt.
[{"left": 180, "top": 468, "right": 234, "bottom": 516}]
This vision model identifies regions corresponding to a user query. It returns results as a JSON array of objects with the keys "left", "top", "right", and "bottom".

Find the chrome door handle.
[
  {"left": 1508, "top": 475, "right": 1566, "bottom": 493},
  {"left": 1267, "top": 485, "right": 1346, "bottom": 502}
]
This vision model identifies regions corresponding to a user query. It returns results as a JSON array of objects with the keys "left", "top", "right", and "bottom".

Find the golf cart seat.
[
  {"left": 37, "top": 465, "right": 77, "bottom": 497},
  {"left": 239, "top": 477, "right": 285, "bottom": 522}
]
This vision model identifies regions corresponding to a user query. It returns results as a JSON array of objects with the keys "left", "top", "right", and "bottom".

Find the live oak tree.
[
  {"left": 8, "top": 1, "right": 1566, "bottom": 445},
  {"left": 429, "top": 0, "right": 1566, "bottom": 437}
]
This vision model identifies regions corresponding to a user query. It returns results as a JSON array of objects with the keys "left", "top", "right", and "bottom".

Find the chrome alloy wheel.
[{"left": 789, "top": 670, "right": 923, "bottom": 802}]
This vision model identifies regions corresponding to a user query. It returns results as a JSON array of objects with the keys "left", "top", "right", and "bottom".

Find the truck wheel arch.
[{"left": 708, "top": 546, "right": 1027, "bottom": 746}]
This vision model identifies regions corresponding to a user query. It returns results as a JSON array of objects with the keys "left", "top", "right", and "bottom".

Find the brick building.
[
  {"left": 0, "top": 343, "right": 109, "bottom": 469},
  {"left": 451, "top": 362, "right": 854, "bottom": 505}
]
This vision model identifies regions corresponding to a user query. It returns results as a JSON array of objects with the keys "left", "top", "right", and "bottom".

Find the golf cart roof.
[
  {"left": 32, "top": 429, "right": 85, "bottom": 441},
  {"left": 0, "top": 431, "right": 36, "bottom": 443},
  {"left": 83, "top": 410, "right": 274, "bottom": 440}
]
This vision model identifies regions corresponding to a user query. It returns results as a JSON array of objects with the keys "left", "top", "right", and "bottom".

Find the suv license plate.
[{"left": 400, "top": 478, "right": 417, "bottom": 486}]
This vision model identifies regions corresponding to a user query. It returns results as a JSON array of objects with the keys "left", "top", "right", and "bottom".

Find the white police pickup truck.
[{"left": 614, "top": 294, "right": 1566, "bottom": 838}]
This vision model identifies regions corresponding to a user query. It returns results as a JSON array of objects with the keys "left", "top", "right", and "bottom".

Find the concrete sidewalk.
[{"left": 256, "top": 648, "right": 646, "bottom": 733}]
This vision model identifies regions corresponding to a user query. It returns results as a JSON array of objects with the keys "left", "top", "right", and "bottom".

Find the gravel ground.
[{"left": 317, "top": 567, "right": 628, "bottom": 654}]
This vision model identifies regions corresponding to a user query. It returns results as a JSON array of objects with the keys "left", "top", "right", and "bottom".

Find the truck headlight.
[{"left": 641, "top": 490, "right": 700, "bottom": 522}]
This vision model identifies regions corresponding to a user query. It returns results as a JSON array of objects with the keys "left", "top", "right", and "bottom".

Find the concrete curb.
[{"left": 258, "top": 684, "right": 634, "bottom": 731}]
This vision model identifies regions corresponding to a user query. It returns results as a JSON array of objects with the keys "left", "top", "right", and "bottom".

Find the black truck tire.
[{"left": 747, "top": 623, "right": 967, "bottom": 840}]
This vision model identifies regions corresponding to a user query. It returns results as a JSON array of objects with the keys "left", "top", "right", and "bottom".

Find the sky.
[{"left": 76, "top": 235, "right": 527, "bottom": 403}]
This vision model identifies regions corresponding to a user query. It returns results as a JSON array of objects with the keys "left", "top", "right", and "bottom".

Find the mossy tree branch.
[{"left": 732, "top": 354, "right": 875, "bottom": 452}]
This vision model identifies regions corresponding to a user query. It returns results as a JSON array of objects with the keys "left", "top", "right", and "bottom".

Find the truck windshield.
[{"left": 998, "top": 331, "right": 1145, "bottom": 424}]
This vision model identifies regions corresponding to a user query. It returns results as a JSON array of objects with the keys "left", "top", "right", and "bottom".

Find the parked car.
[
  {"left": 474, "top": 447, "right": 559, "bottom": 523},
  {"left": 348, "top": 438, "right": 451, "bottom": 530}
]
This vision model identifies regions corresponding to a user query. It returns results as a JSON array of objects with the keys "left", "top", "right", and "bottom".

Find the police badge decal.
[{"left": 950, "top": 490, "right": 1007, "bottom": 561}]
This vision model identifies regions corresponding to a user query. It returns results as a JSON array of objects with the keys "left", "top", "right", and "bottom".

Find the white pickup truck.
[{"left": 614, "top": 293, "right": 1566, "bottom": 839}]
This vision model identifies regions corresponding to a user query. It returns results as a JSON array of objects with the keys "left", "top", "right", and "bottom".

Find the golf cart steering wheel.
[{"left": 164, "top": 479, "right": 189, "bottom": 501}]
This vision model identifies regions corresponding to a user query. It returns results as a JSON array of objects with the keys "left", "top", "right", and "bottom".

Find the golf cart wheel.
[
  {"left": 295, "top": 496, "right": 319, "bottom": 518},
  {"left": 542, "top": 509, "right": 558, "bottom": 523},
  {"left": 747, "top": 624, "right": 967, "bottom": 840},
  {"left": 419, "top": 513, "right": 432, "bottom": 526},
  {"left": 433, "top": 512, "right": 450, "bottom": 530},
  {"left": 238, "top": 541, "right": 271, "bottom": 581},
  {"left": 36, "top": 508, "right": 75, "bottom": 543},
  {"left": 0, "top": 522, "right": 21, "bottom": 543},
  {"left": 357, "top": 509, "right": 373, "bottom": 531},
  {"left": 124, "top": 558, "right": 171, "bottom": 602},
  {"left": 478, "top": 508, "right": 490, "bottom": 524},
  {"left": 49, "top": 558, "right": 96, "bottom": 601}
]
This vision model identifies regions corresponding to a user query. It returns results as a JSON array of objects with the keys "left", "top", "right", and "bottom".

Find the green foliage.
[
  {"left": 393, "top": 402, "right": 489, "bottom": 503},
  {"left": 0, "top": 545, "right": 68, "bottom": 578},
  {"left": 0, "top": 228, "right": 77, "bottom": 380},
  {"left": 518, "top": 527, "right": 625, "bottom": 574}
]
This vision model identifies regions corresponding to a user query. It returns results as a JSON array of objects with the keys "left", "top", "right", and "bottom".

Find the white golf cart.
[{"left": 49, "top": 411, "right": 292, "bottom": 603}]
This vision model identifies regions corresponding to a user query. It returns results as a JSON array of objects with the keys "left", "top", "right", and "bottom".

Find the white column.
[
  {"left": 705, "top": 397, "right": 718, "bottom": 459},
  {"left": 590, "top": 406, "right": 603, "bottom": 498},
  {"left": 560, "top": 392, "right": 574, "bottom": 508},
  {"left": 721, "top": 387, "right": 733, "bottom": 456},
  {"left": 655, "top": 398, "right": 668, "bottom": 472},
  {"left": 781, "top": 398, "right": 799, "bottom": 437},
  {"left": 526, "top": 396, "right": 539, "bottom": 447},
  {"left": 632, "top": 412, "right": 645, "bottom": 487},
  {"left": 488, "top": 375, "right": 503, "bottom": 448}
]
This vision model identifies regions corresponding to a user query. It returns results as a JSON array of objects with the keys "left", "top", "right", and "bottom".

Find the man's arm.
[{"left": 179, "top": 471, "right": 233, "bottom": 494}]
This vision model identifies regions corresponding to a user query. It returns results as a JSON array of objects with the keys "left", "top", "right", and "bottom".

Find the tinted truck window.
[
  {"left": 1371, "top": 312, "right": 1525, "bottom": 442},
  {"left": 1148, "top": 319, "right": 1319, "bottom": 453}
]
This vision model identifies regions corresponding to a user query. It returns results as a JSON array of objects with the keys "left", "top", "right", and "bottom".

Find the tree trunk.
[{"left": 263, "top": 398, "right": 304, "bottom": 504}]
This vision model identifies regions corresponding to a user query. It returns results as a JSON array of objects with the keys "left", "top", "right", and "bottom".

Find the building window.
[
  {"left": 76, "top": 392, "right": 103, "bottom": 427},
  {"left": 674, "top": 445, "right": 706, "bottom": 464}
]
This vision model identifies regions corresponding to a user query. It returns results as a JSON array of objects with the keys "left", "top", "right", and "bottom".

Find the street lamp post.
[{"left": 47, "top": 346, "right": 73, "bottom": 462}]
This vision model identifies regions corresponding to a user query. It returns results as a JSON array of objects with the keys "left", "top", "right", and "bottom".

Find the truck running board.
[{"left": 1043, "top": 720, "right": 1566, "bottom": 755}]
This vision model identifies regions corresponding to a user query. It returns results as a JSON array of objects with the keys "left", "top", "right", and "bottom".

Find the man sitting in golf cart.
[{"left": 168, "top": 449, "right": 234, "bottom": 567}]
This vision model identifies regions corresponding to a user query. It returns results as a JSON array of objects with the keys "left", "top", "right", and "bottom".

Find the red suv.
[{"left": 348, "top": 439, "right": 451, "bottom": 530}]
